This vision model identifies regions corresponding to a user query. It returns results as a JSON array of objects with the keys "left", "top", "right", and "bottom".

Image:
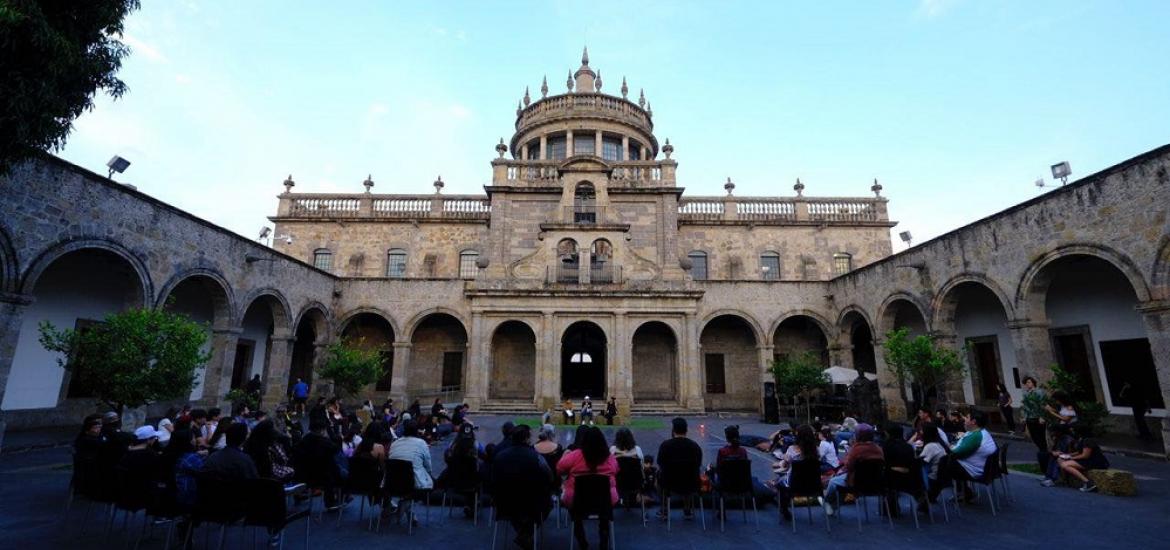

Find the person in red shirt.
[
  {"left": 557, "top": 426, "right": 619, "bottom": 549},
  {"left": 822, "top": 423, "right": 883, "bottom": 516}
]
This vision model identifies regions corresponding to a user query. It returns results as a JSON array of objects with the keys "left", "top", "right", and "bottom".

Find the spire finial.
[
  {"left": 540, "top": 75, "right": 548, "bottom": 98},
  {"left": 621, "top": 76, "right": 628, "bottom": 99},
  {"left": 567, "top": 71, "right": 574, "bottom": 92},
  {"left": 582, "top": 45, "right": 590, "bottom": 65},
  {"left": 595, "top": 70, "right": 602, "bottom": 91},
  {"left": 638, "top": 88, "right": 646, "bottom": 108},
  {"left": 516, "top": 100, "right": 522, "bottom": 116},
  {"left": 646, "top": 101, "right": 652, "bottom": 117},
  {"left": 523, "top": 86, "right": 530, "bottom": 106}
]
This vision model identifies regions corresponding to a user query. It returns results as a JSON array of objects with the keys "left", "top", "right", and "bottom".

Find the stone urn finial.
[
  {"left": 363, "top": 174, "right": 374, "bottom": 193},
  {"left": 871, "top": 178, "right": 883, "bottom": 197},
  {"left": 595, "top": 70, "right": 603, "bottom": 92},
  {"left": 282, "top": 174, "right": 295, "bottom": 193},
  {"left": 662, "top": 138, "right": 674, "bottom": 159},
  {"left": 523, "top": 86, "right": 530, "bottom": 107},
  {"left": 794, "top": 178, "right": 805, "bottom": 197},
  {"left": 495, "top": 138, "right": 508, "bottom": 158},
  {"left": 724, "top": 177, "right": 735, "bottom": 196},
  {"left": 433, "top": 175, "right": 444, "bottom": 194}
]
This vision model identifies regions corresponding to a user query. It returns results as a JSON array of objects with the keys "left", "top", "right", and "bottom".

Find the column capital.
[
  {"left": 1006, "top": 319, "right": 1049, "bottom": 329},
  {"left": 0, "top": 292, "right": 34, "bottom": 306},
  {"left": 212, "top": 327, "right": 243, "bottom": 336},
  {"left": 392, "top": 341, "right": 413, "bottom": 349},
  {"left": 1137, "top": 300, "right": 1170, "bottom": 315}
]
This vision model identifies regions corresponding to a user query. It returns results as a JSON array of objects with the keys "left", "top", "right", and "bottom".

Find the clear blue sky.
[{"left": 58, "top": 1, "right": 1170, "bottom": 247}]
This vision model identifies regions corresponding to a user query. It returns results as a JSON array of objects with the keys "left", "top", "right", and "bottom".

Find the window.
[
  {"left": 526, "top": 140, "right": 541, "bottom": 160},
  {"left": 313, "top": 249, "right": 333, "bottom": 272},
  {"left": 628, "top": 140, "right": 642, "bottom": 160},
  {"left": 442, "top": 351, "right": 463, "bottom": 389},
  {"left": 800, "top": 258, "right": 818, "bottom": 280},
  {"left": 386, "top": 249, "right": 407, "bottom": 278},
  {"left": 602, "top": 137, "right": 623, "bottom": 161},
  {"left": 833, "top": 253, "right": 853, "bottom": 275},
  {"left": 547, "top": 136, "right": 566, "bottom": 160},
  {"left": 760, "top": 252, "right": 780, "bottom": 280},
  {"left": 570, "top": 352, "right": 593, "bottom": 363},
  {"left": 573, "top": 183, "right": 596, "bottom": 223},
  {"left": 705, "top": 353, "right": 726, "bottom": 394},
  {"left": 590, "top": 239, "right": 612, "bottom": 261},
  {"left": 459, "top": 250, "right": 479, "bottom": 279},
  {"left": 573, "top": 135, "right": 595, "bottom": 155},
  {"left": 688, "top": 251, "right": 708, "bottom": 280}
]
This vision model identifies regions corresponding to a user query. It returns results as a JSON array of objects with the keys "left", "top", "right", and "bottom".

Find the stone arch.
[
  {"left": 1016, "top": 243, "right": 1152, "bottom": 322},
  {"left": 293, "top": 301, "right": 333, "bottom": 342},
  {"left": 339, "top": 311, "right": 396, "bottom": 393},
  {"left": 337, "top": 307, "right": 401, "bottom": 340},
  {"left": 770, "top": 312, "right": 832, "bottom": 367},
  {"left": 408, "top": 311, "right": 469, "bottom": 394},
  {"left": 1149, "top": 235, "right": 1170, "bottom": 300},
  {"left": 877, "top": 292, "right": 931, "bottom": 336},
  {"left": 632, "top": 320, "right": 679, "bottom": 402},
  {"left": 931, "top": 273, "right": 1015, "bottom": 333},
  {"left": 404, "top": 307, "right": 469, "bottom": 342},
  {"left": 699, "top": 309, "right": 765, "bottom": 346},
  {"left": 768, "top": 310, "right": 836, "bottom": 346},
  {"left": 838, "top": 308, "right": 878, "bottom": 374},
  {"left": 561, "top": 320, "right": 607, "bottom": 399},
  {"left": 489, "top": 320, "right": 538, "bottom": 401},
  {"left": 155, "top": 267, "right": 236, "bottom": 328},
  {"left": 699, "top": 313, "right": 761, "bottom": 411},
  {"left": 236, "top": 288, "right": 293, "bottom": 335},
  {"left": 19, "top": 237, "right": 153, "bottom": 306},
  {"left": 0, "top": 222, "right": 17, "bottom": 293}
]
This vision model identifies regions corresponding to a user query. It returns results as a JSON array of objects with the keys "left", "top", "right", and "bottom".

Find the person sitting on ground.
[
  {"left": 580, "top": 397, "right": 595, "bottom": 425},
  {"left": 493, "top": 424, "right": 553, "bottom": 550},
  {"left": 557, "top": 426, "right": 618, "bottom": 550},
  {"left": 881, "top": 423, "right": 917, "bottom": 517},
  {"left": 817, "top": 427, "right": 840, "bottom": 473},
  {"left": 771, "top": 424, "right": 819, "bottom": 521},
  {"left": 1055, "top": 426, "right": 1108, "bottom": 493},
  {"left": 1046, "top": 391, "right": 1078, "bottom": 426},
  {"left": 294, "top": 418, "right": 345, "bottom": 507},
  {"left": 655, "top": 417, "right": 703, "bottom": 520},
  {"left": 1041, "top": 423, "right": 1077, "bottom": 486},
  {"left": 917, "top": 422, "right": 948, "bottom": 502},
  {"left": 202, "top": 423, "right": 258, "bottom": 480},
  {"left": 948, "top": 411, "right": 997, "bottom": 502},
  {"left": 386, "top": 419, "right": 433, "bottom": 513},
  {"left": 602, "top": 397, "right": 618, "bottom": 425},
  {"left": 641, "top": 455, "right": 659, "bottom": 504},
  {"left": 823, "top": 423, "right": 883, "bottom": 516},
  {"left": 245, "top": 419, "right": 296, "bottom": 483},
  {"left": 610, "top": 427, "right": 644, "bottom": 460},
  {"left": 562, "top": 399, "right": 575, "bottom": 425}
]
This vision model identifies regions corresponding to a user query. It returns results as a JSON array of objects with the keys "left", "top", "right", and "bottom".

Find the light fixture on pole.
[
  {"left": 1051, "top": 161, "right": 1071, "bottom": 185},
  {"left": 899, "top": 231, "right": 913, "bottom": 247},
  {"left": 106, "top": 155, "right": 131, "bottom": 179},
  {"left": 257, "top": 227, "right": 272, "bottom": 245}
]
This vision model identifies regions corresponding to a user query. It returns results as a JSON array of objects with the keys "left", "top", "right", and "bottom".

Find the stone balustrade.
[
  {"left": 276, "top": 193, "right": 490, "bottom": 221},
  {"left": 516, "top": 92, "right": 653, "bottom": 135},
  {"left": 492, "top": 159, "right": 675, "bottom": 186},
  {"left": 678, "top": 196, "right": 889, "bottom": 225}
]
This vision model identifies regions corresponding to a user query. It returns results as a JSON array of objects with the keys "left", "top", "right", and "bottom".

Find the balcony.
[
  {"left": 275, "top": 193, "right": 491, "bottom": 222},
  {"left": 549, "top": 262, "right": 622, "bottom": 285},
  {"left": 492, "top": 159, "right": 675, "bottom": 187},
  {"left": 515, "top": 92, "right": 653, "bottom": 137},
  {"left": 678, "top": 196, "right": 890, "bottom": 226}
]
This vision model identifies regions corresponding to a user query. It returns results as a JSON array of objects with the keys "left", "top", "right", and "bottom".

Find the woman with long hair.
[
  {"left": 996, "top": 382, "right": 1017, "bottom": 434},
  {"left": 556, "top": 426, "right": 618, "bottom": 549},
  {"left": 355, "top": 420, "right": 388, "bottom": 461},
  {"left": 609, "top": 427, "right": 643, "bottom": 460},
  {"left": 206, "top": 416, "right": 234, "bottom": 451},
  {"left": 771, "top": 424, "right": 819, "bottom": 521},
  {"left": 245, "top": 419, "right": 296, "bottom": 482}
]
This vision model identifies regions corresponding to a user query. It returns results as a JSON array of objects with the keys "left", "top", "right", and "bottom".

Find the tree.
[
  {"left": 317, "top": 339, "right": 386, "bottom": 399},
  {"left": 882, "top": 327, "right": 966, "bottom": 416},
  {"left": 0, "top": 0, "right": 141, "bottom": 173},
  {"left": 769, "top": 352, "right": 830, "bottom": 424},
  {"left": 38, "top": 307, "right": 209, "bottom": 415}
]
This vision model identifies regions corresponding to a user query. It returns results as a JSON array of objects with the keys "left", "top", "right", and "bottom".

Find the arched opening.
[
  {"left": 161, "top": 275, "right": 231, "bottom": 402},
  {"left": 490, "top": 321, "right": 537, "bottom": 400},
  {"left": 772, "top": 316, "right": 829, "bottom": 366},
  {"left": 4, "top": 248, "right": 146, "bottom": 410},
  {"left": 288, "top": 308, "right": 329, "bottom": 395},
  {"left": 409, "top": 313, "right": 468, "bottom": 395},
  {"left": 632, "top": 321, "right": 677, "bottom": 402},
  {"left": 562, "top": 321, "right": 606, "bottom": 399},
  {"left": 235, "top": 296, "right": 285, "bottom": 393},
  {"left": 941, "top": 282, "right": 1015, "bottom": 404},
  {"left": 573, "top": 182, "right": 596, "bottom": 224},
  {"left": 1035, "top": 255, "right": 1162, "bottom": 411},
  {"left": 557, "top": 239, "right": 580, "bottom": 283},
  {"left": 591, "top": 239, "right": 613, "bottom": 283},
  {"left": 700, "top": 314, "right": 759, "bottom": 411},
  {"left": 839, "top": 311, "right": 876, "bottom": 374},
  {"left": 340, "top": 312, "right": 395, "bottom": 393},
  {"left": 881, "top": 298, "right": 928, "bottom": 337}
]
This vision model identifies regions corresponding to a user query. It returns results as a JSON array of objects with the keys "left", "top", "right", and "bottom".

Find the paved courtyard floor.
[{"left": 2, "top": 414, "right": 1168, "bottom": 549}]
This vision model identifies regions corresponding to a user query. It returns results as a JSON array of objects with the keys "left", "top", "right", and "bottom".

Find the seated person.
[
  {"left": 917, "top": 422, "right": 948, "bottom": 502},
  {"left": 817, "top": 427, "right": 840, "bottom": 473},
  {"left": 562, "top": 399, "right": 575, "bottom": 424},
  {"left": 1056, "top": 427, "right": 1108, "bottom": 493},
  {"left": 770, "top": 425, "right": 819, "bottom": 521},
  {"left": 881, "top": 423, "right": 916, "bottom": 517},
  {"left": 823, "top": 423, "right": 883, "bottom": 516},
  {"left": 492, "top": 425, "right": 553, "bottom": 550},
  {"left": 294, "top": 418, "right": 345, "bottom": 507},
  {"left": 602, "top": 397, "right": 618, "bottom": 425},
  {"left": 706, "top": 425, "right": 748, "bottom": 489},
  {"left": 579, "top": 398, "right": 595, "bottom": 425},
  {"left": 948, "top": 411, "right": 997, "bottom": 501},
  {"left": 1041, "top": 424, "right": 1076, "bottom": 485}
]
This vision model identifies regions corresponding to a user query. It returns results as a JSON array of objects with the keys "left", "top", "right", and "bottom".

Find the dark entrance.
[
  {"left": 562, "top": 321, "right": 606, "bottom": 399},
  {"left": 1051, "top": 327, "right": 1098, "bottom": 401},
  {"left": 1100, "top": 338, "right": 1165, "bottom": 409},
  {"left": 288, "top": 321, "right": 316, "bottom": 394},
  {"left": 231, "top": 340, "right": 255, "bottom": 390},
  {"left": 968, "top": 337, "right": 1002, "bottom": 402}
]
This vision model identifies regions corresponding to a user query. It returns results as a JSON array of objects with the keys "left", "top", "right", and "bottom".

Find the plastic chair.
[
  {"left": 658, "top": 459, "right": 706, "bottom": 532},
  {"left": 934, "top": 454, "right": 959, "bottom": 522},
  {"left": 184, "top": 473, "right": 250, "bottom": 550},
  {"left": 965, "top": 453, "right": 1001, "bottom": 516},
  {"left": 489, "top": 486, "right": 545, "bottom": 550},
  {"left": 785, "top": 459, "right": 831, "bottom": 534},
  {"left": 244, "top": 478, "right": 311, "bottom": 550},
  {"left": 615, "top": 456, "right": 646, "bottom": 526},
  {"left": 385, "top": 459, "right": 429, "bottom": 534},
  {"left": 441, "top": 454, "right": 482, "bottom": 525},
  {"left": 837, "top": 459, "right": 891, "bottom": 533},
  {"left": 714, "top": 459, "right": 758, "bottom": 532},
  {"left": 997, "top": 442, "right": 1013, "bottom": 505},
  {"left": 568, "top": 474, "right": 616, "bottom": 550},
  {"left": 342, "top": 455, "right": 385, "bottom": 530},
  {"left": 888, "top": 460, "right": 933, "bottom": 529}
]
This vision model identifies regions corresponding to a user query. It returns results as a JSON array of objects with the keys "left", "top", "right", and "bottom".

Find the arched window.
[
  {"left": 570, "top": 352, "right": 593, "bottom": 363},
  {"left": 833, "top": 253, "right": 853, "bottom": 275},
  {"left": 386, "top": 249, "right": 407, "bottom": 278},
  {"left": 688, "top": 251, "right": 708, "bottom": 280},
  {"left": 591, "top": 239, "right": 612, "bottom": 262},
  {"left": 573, "top": 182, "right": 596, "bottom": 224},
  {"left": 760, "top": 251, "right": 780, "bottom": 280},
  {"left": 459, "top": 250, "right": 479, "bottom": 279},
  {"left": 557, "top": 239, "right": 579, "bottom": 283},
  {"left": 312, "top": 249, "right": 333, "bottom": 272}
]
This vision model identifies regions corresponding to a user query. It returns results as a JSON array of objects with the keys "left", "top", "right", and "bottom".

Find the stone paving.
[{"left": 2, "top": 414, "right": 1167, "bottom": 549}]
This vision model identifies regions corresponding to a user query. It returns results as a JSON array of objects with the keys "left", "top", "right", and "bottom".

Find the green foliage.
[
  {"left": 0, "top": 0, "right": 141, "bottom": 172},
  {"left": 224, "top": 388, "right": 258, "bottom": 411},
  {"left": 1043, "top": 363, "right": 1109, "bottom": 437},
  {"left": 769, "top": 352, "right": 830, "bottom": 402},
  {"left": 882, "top": 328, "right": 966, "bottom": 411},
  {"left": 318, "top": 339, "right": 385, "bottom": 398},
  {"left": 38, "top": 307, "right": 209, "bottom": 413}
]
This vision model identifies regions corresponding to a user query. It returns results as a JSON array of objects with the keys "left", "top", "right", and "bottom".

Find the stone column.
[
  {"left": 202, "top": 327, "right": 241, "bottom": 407},
  {"left": 758, "top": 345, "right": 774, "bottom": 415},
  {"left": 932, "top": 332, "right": 967, "bottom": 407},
  {"left": 872, "top": 338, "right": 907, "bottom": 421},
  {"left": 830, "top": 344, "right": 854, "bottom": 370},
  {"left": 309, "top": 341, "right": 328, "bottom": 395},
  {"left": 1138, "top": 304, "right": 1170, "bottom": 455},
  {"left": 536, "top": 313, "right": 559, "bottom": 412},
  {"left": 390, "top": 341, "right": 412, "bottom": 406},
  {"left": 0, "top": 293, "right": 32, "bottom": 450},
  {"left": 640, "top": 146, "right": 648, "bottom": 160},
  {"left": 594, "top": 130, "right": 603, "bottom": 157},
  {"left": 621, "top": 136, "right": 629, "bottom": 161},
  {"left": 612, "top": 312, "right": 632, "bottom": 415},
  {"left": 464, "top": 313, "right": 486, "bottom": 409},
  {"left": 540, "top": 134, "right": 548, "bottom": 160},
  {"left": 262, "top": 334, "right": 295, "bottom": 410},
  {"left": 683, "top": 313, "right": 704, "bottom": 410},
  {"left": 1007, "top": 320, "right": 1055, "bottom": 384},
  {"left": 520, "top": 144, "right": 528, "bottom": 161},
  {"left": 566, "top": 131, "right": 574, "bottom": 157}
]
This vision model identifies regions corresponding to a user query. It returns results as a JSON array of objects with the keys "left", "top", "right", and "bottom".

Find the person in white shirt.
[
  {"left": 386, "top": 419, "right": 434, "bottom": 510},
  {"left": 817, "top": 427, "right": 840, "bottom": 471},
  {"left": 156, "top": 407, "right": 177, "bottom": 446},
  {"left": 609, "top": 427, "right": 644, "bottom": 460},
  {"left": 917, "top": 422, "right": 949, "bottom": 501}
]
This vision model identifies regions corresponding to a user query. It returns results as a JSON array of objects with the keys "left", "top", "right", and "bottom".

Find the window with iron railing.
[
  {"left": 386, "top": 249, "right": 407, "bottom": 278},
  {"left": 313, "top": 249, "right": 333, "bottom": 272},
  {"left": 459, "top": 250, "right": 479, "bottom": 279},
  {"left": 833, "top": 253, "right": 853, "bottom": 275},
  {"left": 760, "top": 252, "right": 780, "bottom": 280},
  {"left": 688, "top": 251, "right": 708, "bottom": 280}
]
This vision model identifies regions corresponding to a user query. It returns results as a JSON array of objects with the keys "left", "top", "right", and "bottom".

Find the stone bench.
[{"left": 1086, "top": 469, "right": 1137, "bottom": 496}]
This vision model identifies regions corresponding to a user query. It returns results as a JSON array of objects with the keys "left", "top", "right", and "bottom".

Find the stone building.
[{"left": 0, "top": 50, "right": 1167, "bottom": 451}]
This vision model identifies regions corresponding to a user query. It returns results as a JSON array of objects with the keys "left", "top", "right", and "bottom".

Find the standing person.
[
  {"left": 602, "top": 397, "right": 618, "bottom": 425},
  {"left": 1120, "top": 381, "right": 1154, "bottom": 440},
  {"left": 493, "top": 425, "right": 553, "bottom": 550},
  {"left": 1020, "top": 376, "right": 1049, "bottom": 464},
  {"left": 290, "top": 378, "right": 309, "bottom": 415},
  {"left": 996, "top": 382, "right": 1016, "bottom": 434},
  {"left": 246, "top": 374, "right": 264, "bottom": 402},
  {"left": 655, "top": 418, "right": 703, "bottom": 520},
  {"left": 557, "top": 426, "right": 618, "bottom": 550}
]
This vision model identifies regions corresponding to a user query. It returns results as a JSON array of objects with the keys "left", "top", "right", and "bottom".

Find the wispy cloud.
[
  {"left": 917, "top": 0, "right": 958, "bottom": 18},
  {"left": 174, "top": 73, "right": 193, "bottom": 85},
  {"left": 121, "top": 32, "right": 167, "bottom": 63}
]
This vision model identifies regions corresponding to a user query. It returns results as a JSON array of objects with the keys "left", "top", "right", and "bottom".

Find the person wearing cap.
[
  {"left": 655, "top": 417, "right": 703, "bottom": 520},
  {"left": 117, "top": 425, "right": 164, "bottom": 485},
  {"left": 580, "top": 397, "right": 595, "bottom": 425},
  {"left": 822, "top": 423, "right": 884, "bottom": 516}
]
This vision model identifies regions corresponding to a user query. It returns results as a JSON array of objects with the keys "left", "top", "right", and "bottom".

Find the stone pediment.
[{"left": 558, "top": 156, "right": 612, "bottom": 173}]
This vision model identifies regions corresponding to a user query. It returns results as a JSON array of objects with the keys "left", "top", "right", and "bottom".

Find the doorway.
[{"left": 561, "top": 321, "right": 606, "bottom": 399}]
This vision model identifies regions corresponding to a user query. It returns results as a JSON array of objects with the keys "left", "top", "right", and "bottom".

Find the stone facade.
[{"left": 0, "top": 50, "right": 1167, "bottom": 453}]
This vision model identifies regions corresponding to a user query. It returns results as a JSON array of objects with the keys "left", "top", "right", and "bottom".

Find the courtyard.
[{"left": 2, "top": 414, "right": 1167, "bottom": 549}]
